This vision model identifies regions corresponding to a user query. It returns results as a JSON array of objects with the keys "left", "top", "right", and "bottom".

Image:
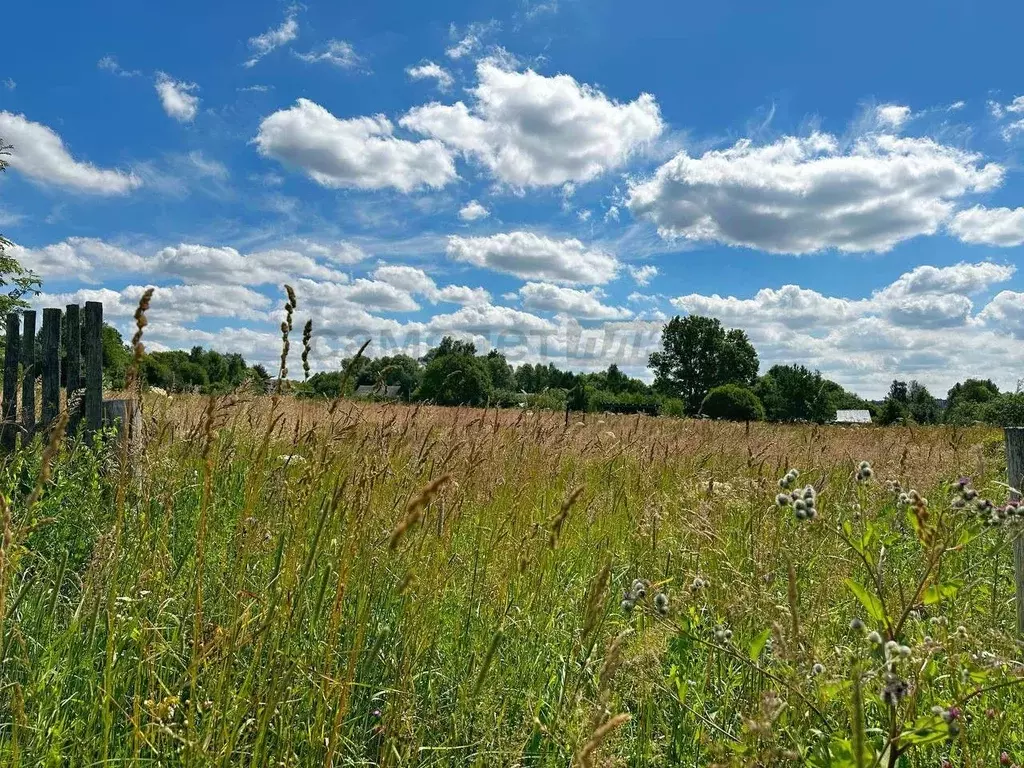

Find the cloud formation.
[
  {"left": 254, "top": 99, "right": 456, "bottom": 191},
  {"left": 402, "top": 61, "right": 663, "bottom": 188},
  {"left": 627, "top": 133, "right": 1003, "bottom": 254},
  {"left": 446, "top": 232, "right": 619, "bottom": 284},
  {"left": 0, "top": 112, "right": 141, "bottom": 194}
]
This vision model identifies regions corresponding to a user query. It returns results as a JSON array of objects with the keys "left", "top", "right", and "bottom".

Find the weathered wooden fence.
[{"left": 1, "top": 301, "right": 106, "bottom": 449}]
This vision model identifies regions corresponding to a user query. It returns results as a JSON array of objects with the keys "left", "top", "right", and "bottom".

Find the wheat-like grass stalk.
[
  {"left": 576, "top": 712, "right": 630, "bottom": 768},
  {"left": 389, "top": 474, "right": 451, "bottom": 550},
  {"left": 549, "top": 484, "right": 584, "bottom": 548},
  {"left": 126, "top": 287, "right": 154, "bottom": 393},
  {"left": 276, "top": 285, "right": 297, "bottom": 394},
  {"left": 301, "top": 319, "right": 312, "bottom": 382}
]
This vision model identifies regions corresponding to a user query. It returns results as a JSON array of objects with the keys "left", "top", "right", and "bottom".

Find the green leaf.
[
  {"left": 844, "top": 579, "right": 887, "bottom": 623},
  {"left": 900, "top": 715, "right": 948, "bottom": 746},
  {"left": 749, "top": 628, "right": 772, "bottom": 662},
  {"left": 922, "top": 581, "right": 961, "bottom": 605}
]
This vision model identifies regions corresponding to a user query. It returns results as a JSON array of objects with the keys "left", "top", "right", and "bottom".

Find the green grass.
[{"left": 1, "top": 396, "right": 1022, "bottom": 767}]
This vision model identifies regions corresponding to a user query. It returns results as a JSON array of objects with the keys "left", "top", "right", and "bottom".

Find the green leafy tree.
[
  {"left": 878, "top": 379, "right": 911, "bottom": 425},
  {"left": 755, "top": 364, "right": 834, "bottom": 423},
  {"left": 421, "top": 336, "right": 477, "bottom": 365},
  {"left": 981, "top": 392, "right": 1024, "bottom": 426},
  {"left": 946, "top": 379, "right": 999, "bottom": 412},
  {"left": 907, "top": 380, "right": 940, "bottom": 425},
  {"left": 302, "top": 371, "right": 345, "bottom": 399},
  {"left": 701, "top": 384, "right": 765, "bottom": 421},
  {"left": 483, "top": 349, "right": 513, "bottom": 391},
  {"left": 102, "top": 325, "right": 132, "bottom": 389},
  {"left": 417, "top": 353, "right": 493, "bottom": 406},
  {"left": 649, "top": 315, "right": 758, "bottom": 414},
  {"left": 355, "top": 354, "right": 422, "bottom": 400}
]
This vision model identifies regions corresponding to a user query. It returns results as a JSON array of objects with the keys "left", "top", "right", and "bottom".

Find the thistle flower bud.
[
  {"left": 654, "top": 592, "right": 669, "bottom": 616},
  {"left": 630, "top": 579, "right": 648, "bottom": 600}
]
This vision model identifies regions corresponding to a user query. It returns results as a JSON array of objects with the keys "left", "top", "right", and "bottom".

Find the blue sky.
[{"left": 3, "top": 0, "right": 1024, "bottom": 397}]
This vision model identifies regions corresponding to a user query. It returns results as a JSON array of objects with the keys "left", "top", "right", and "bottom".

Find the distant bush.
[
  {"left": 980, "top": 393, "right": 1024, "bottom": 427},
  {"left": 701, "top": 384, "right": 765, "bottom": 422},
  {"left": 659, "top": 397, "right": 686, "bottom": 418},
  {"left": 527, "top": 389, "right": 568, "bottom": 411}
]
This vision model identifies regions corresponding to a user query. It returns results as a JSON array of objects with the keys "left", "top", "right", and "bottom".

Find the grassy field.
[{"left": 1, "top": 393, "right": 1023, "bottom": 766}]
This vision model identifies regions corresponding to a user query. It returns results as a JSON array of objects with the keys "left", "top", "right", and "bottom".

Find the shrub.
[
  {"left": 700, "top": 384, "right": 765, "bottom": 421},
  {"left": 659, "top": 397, "right": 686, "bottom": 418}
]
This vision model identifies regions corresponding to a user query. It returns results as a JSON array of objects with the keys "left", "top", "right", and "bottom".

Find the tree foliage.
[
  {"left": 417, "top": 352, "right": 493, "bottom": 406},
  {"left": 649, "top": 315, "right": 759, "bottom": 414},
  {"left": 701, "top": 384, "right": 765, "bottom": 421}
]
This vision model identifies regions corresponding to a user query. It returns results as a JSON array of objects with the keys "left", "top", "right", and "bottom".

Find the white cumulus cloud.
[
  {"left": 458, "top": 200, "right": 490, "bottom": 221},
  {"left": 875, "top": 104, "right": 911, "bottom": 129},
  {"left": 627, "top": 132, "right": 1003, "bottom": 254},
  {"left": 0, "top": 112, "right": 141, "bottom": 195},
  {"left": 446, "top": 231, "right": 619, "bottom": 284},
  {"left": 254, "top": 99, "right": 456, "bottom": 192},
  {"left": 627, "top": 264, "right": 658, "bottom": 286},
  {"left": 518, "top": 282, "right": 632, "bottom": 319},
  {"left": 401, "top": 61, "right": 663, "bottom": 189},
  {"left": 948, "top": 205, "right": 1024, "bottom": 247}
]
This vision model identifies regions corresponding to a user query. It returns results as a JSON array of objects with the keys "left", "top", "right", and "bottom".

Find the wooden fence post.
[
  {"left": 65, "top": 304, "right": 82, "bottom": 436},
  {"left": 21, "top": 310, "right": 36, "bottom": 442},
  {"left": 1004, "top": 427, "right": 1024, "bottom": 635},
  {"left": 2, "top": 313, "right": 20, "bottom": 450},
  {"left": 41, "top": 308, "right": 61, "bottom": 429},
  {"left": 83, "top": 302, "right": 103, "bottom": 440}
]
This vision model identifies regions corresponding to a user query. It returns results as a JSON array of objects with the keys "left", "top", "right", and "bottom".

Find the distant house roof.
[
  {"left": 353, "top": 383, "right": 401, "bottom": 398},
  {"left": 835, "top": 409, "right": 872, "bottom": 424}
]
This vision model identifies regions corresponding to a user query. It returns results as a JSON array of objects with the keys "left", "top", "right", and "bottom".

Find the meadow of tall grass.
[{"left": 1, "top": 388, "right": 1023, "bottom": 766}]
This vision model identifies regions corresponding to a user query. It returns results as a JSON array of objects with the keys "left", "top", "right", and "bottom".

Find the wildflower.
[
  {"left": 654, "top": 592, "right": 669, "bottom": 616},
  {"left": 690, "top": 577, "right": 707, "bottom": 592},
  {"left": 849, "top": 617, "right": 865, "bottom": 632},
  {"left": 620, "top": 598, "right": 635, "bottom": 614},
  {"left": 776, "top": 493, "right": 791, "bottom": 507},
  {"left": 881, "top": 674, "right": 909, "bottom": 706},
  {"left": 867, "top": 630, "right": 883, "bottom": 645},
  {"left": 897, "top": 644, "right": 912, "bottom": 658},
  {"left": 955, "top": 625, "right": 968, "bottom": 639},
  {"left": 856, "top": 461, "right": 874, "bottom": 483},
  {"left": 629, "top": 579, "right": 648, "bottom": 600},
  {"left": 812, "top": 662, "right": 825, "bottom": 676},
  {"left": 1001, "top": 752, "right": 1011, "bottom": 766}
]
